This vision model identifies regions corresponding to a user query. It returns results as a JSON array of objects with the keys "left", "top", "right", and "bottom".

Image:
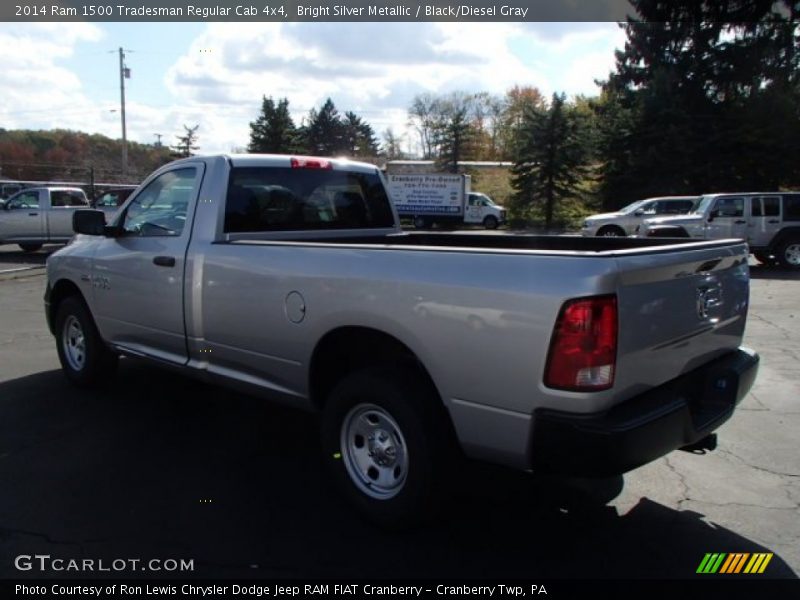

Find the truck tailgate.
[{"left": 611, "top": 241, "right": 750, "bottom": 404}]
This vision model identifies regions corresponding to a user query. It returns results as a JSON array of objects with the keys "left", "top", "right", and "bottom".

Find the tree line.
[{"left": 2, "top": 0, "right": 797, "bottom": 227}]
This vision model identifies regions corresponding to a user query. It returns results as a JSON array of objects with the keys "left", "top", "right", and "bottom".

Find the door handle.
[
  {"left": 768, "top": 220, "right": 780, "bottom": 224},
  {"left": 28, "top": 212, "right": 38, "bottom": 216},
  {"left": 153, "top": 256, "right": 176, "bottom": 267},
  {"left": 734, "top": 220, "right": 746, "bottom": 224}
]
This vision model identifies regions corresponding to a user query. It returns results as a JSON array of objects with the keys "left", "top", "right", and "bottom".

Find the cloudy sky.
[{"left": 0, "top": 22, "right": 626, "bottom": 155}]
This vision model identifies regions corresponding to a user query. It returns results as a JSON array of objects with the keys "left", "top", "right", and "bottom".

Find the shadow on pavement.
[
  {"left": 749, "top": 263, "right": 800, "bottom": 280},
  {"left": 0, "top": 245, "right": 58, "bottom": 266},
  {"left": 0, "top": 363, "right": 796, "bottom": 579}
]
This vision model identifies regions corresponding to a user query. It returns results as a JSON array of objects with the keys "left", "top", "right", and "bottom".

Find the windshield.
[
  {"left": 693, "top": 195, "right": 714, "bottom": 214},
  {"left": 619, "top": 200, "right": 645, "bottom": 213}
]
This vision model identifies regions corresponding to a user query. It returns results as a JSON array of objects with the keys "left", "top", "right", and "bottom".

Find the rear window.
[
  {"left": 51, "top": 190, "right": 88, "bottom": 207},
  {"left": 785, "top": 195, "right": 800, "bottom": 222},
  {"left": 224, "top": 167, "right": 395, "bottom": 232}
]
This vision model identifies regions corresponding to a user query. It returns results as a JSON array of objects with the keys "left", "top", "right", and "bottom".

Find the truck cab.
[
  {"left": 640, "top": 192, "right": 800, "bottom": 269},
  {"left": 465, "top": 192, "right": 506, "bottom": 229}
]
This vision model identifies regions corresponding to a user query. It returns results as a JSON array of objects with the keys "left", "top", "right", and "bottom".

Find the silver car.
[{"left": 582, "top": 196, "right": 699, "bottom": 237}]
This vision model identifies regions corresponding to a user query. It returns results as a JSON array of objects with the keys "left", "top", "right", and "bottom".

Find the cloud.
[{"left": 0, "top": 22, "right": 626, "bottom": 159}]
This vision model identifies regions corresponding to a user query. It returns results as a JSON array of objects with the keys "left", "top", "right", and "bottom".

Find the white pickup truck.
[
  {"left": 0, "top": 186, "right": 90, "bottom": 252},
  {"left": 45, "top": 155, "right": 759, "bottom": 526}
]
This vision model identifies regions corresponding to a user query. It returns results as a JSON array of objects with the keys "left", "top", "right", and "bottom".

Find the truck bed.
[{"left": 229, "top": 231, "right": 744, "bottom": 255}]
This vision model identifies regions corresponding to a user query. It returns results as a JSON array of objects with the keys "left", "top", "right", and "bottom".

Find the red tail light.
[
  {"left": 545, "top": 295, "right": 617, "bottom": 391},
  {"left": 290, "top": 157, "right": 332, "bottom": 169}
]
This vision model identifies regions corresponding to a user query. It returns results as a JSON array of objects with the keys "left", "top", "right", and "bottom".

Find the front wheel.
[
  {"left": 19, "top": 243, "right": 43, "bottom": 252},
  {"left": 483, "top": 215, "right": 499, "bottom": 230},
  {"left": 55, "top": 296, "right": 118, "bottom": 387},
  {"left": 777, "top": 238, "right": 800, "bottom": 270},
  {"left": 413, "top": 216, "right": 430, "bottom": 229},
  {"left": 321, "top": 367, "right": 454, "bottom": 528},
  {"left": 596, "top": 226, "right": 625, "bottom": 237}
]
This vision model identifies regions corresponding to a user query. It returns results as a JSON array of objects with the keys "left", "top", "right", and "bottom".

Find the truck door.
[
  {"left": 465, "top": 194, "right": 482, "bottom": 224},
  {"left": 90, "top": 165, "right": 203, "bottom": 365},
  {"left": 707, "top": 196, "right": 747, "bottom": 240},
  {"left": 0, "top": 190, "right": 44, "bottom": 241},
  {"left": 46, "top": 190, "right": 91, "bottom": 239},
  {"left": 747, "top": 195, "right": 781, "bottom": 248}
]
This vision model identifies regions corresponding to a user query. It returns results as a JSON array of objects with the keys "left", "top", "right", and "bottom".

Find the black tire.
[
  {"left": 413, "top": 216, "right": 429, "bottom": 229},
  {"left": 483, "top": 215, "right": 499, "bottom": 230},
  {"left": 321, "top": 366, "right": 455, "bottom": 529},
  {"left": 596, "top": 225, "right": 625, "bottom": 237},
  {"left": 55, "top": 295, "right": 118, "bottom": 387},
  {"left": 19, "top": 243, "right": 43, "bottom": 252},
  {"left": 776, "top": 238, "right": 800, "bottom": 270}
]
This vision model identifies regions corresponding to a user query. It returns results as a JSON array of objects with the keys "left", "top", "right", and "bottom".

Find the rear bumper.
[{"left": 530, "top": 347, "right": 759, "bottom": 476}]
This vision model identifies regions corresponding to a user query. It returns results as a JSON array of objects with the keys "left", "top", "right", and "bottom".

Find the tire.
[
  {"left": 413, "top": 216, "right": 429, "bottom": 229},
  {"left": 55, "top": 296, "right": 118, "bottom": 387},
  {"left": 776, "top": 238, "right": 800, "bottom": 270},
  {"left": 19, "top": 243, "right": 43, "bottom": 252},
  {"left": 483, "top": 215, "right": 499, "bottom": 230},
  {"left": 596, "top": 225, "right": 625, "bottom": 237},
  {"left": 321, "top": 366, "right": 455, "bottom": 529}
]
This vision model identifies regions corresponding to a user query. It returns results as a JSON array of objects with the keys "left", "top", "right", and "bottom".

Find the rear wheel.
[
  {"left": 55, "top": 296, "right": 118, "bottom": 387},
  {"left": 596, "top": 225, "right": 625, "bottom": 237},
  {"left": 413, "top": 216, "right": 429, "bottom": 229},
  {"left": 777, "top": 238, "right": 800, "bottom": 270},
  {"left": 19, "top": 243, "right": 43, "bottom": 252},
  {"left": 321, "top": 367, "right": 454, "bottom": 528}
]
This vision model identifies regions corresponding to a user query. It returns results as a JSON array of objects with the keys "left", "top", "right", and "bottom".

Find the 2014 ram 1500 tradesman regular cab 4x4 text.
[{"left": 45, "top": 155, "right": 759, "bottom": 526}]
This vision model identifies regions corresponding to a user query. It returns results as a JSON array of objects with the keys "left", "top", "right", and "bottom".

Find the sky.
[{"left": 0, "top": 22, "right": 627, "bottom": 156}]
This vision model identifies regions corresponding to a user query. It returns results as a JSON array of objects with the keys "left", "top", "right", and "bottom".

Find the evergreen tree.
[
  {"left": 597, "top": 1, "right": 800, "bottom": 206},
  {"left": 301, "top": 98, "right": 346, "bottom": 155},
  {"left": 511, "top": 93, "right": 589, "bottom": 229},
  {"left": 248, "top": 96, "right": 296, "bottom": 154},
  {"left": 342, "top": 111, "right": 379, "bottom": 156},
  {"left": 172, "top": 124, "right": 199, "bottom": 158}
]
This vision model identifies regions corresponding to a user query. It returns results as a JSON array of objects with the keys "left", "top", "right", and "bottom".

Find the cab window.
[
  {"left": 713, "top": 197, "right": 744, "bottom": 218},
  {"left": 121, "top": 168, "right": 196, "bottom": 236},
  {"left": 51, "top": 191, "right": 88, "bottom": 207},
  {"left": 7, "top": 191, "right": 39, "bottom": 209},
  {"left": 224, "top": 166, "right": 394, "bottom": 232}
]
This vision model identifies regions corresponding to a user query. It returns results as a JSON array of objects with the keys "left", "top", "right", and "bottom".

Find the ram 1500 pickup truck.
[
  {"left": 45, "top": 155, "right": 759, "bottom": 526},
  {"left": 1, "top": 186, "right": 90, "bottom": 252}
]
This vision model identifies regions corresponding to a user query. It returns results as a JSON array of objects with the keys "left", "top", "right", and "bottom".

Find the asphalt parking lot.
[{"left": 0, "top": 245, "right": 798, "bottom": 579}]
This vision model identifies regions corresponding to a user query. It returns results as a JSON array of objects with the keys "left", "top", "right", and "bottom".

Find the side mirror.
[
  {"left": 72, "top": 209, "right": 107, "bottom": 235},
  {"left": 708, "top": 209, "right": 718, "bottom": 222},
  {"left": 633, "top": 209, "right": 644, "bottom": 216}
]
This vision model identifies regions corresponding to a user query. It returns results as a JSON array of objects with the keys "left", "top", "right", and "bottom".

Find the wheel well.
[
  {"left": 646, "top": 226, "right": 689, "bottom": 238},
  {"left": 597, "top": 224, "right": 625, "bottom": 235},
  {"left": 48, "top": 279, "right": 86, "bottom": 334},
  {"left": 309, "top": 327, "right": 438, "bottom": 409}
]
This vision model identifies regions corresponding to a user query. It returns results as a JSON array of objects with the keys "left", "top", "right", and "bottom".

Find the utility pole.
[
  {"left": 154, "top": 133, "right": 163, "bottom": 147},
  {"left": 118, "top": 47, "right": 130, "bottom": 181}
]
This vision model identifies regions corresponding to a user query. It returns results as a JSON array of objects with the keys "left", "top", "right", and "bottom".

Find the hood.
[
  {"left": 585, "top": 212, "right": 625, "bottom": 221},
  {"left": 643, "top": 214, "right": 704, "bottom": 227}
]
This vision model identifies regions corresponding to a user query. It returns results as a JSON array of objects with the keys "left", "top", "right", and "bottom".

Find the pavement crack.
[
  {"left": 664, "top": 456, "right": 691, "bottom": 508},
  {"left": 718, "top": 448, "right": 800, "bottom": 479}
]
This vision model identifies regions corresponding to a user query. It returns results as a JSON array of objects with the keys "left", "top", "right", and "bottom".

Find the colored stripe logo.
[{"left": 697, "top": 553, "right": 773, "bottom": 574}]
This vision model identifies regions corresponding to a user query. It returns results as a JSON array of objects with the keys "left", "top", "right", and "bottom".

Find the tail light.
[
  {"left": 290, "top": 157, "right": 332, "bottom": 169},
  {"left": 544, "top": 295, "right": 617, "bottom": 391}
]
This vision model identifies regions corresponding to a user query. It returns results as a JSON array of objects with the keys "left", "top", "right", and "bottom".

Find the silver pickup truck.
[
  {"left": 45, "top": 155, "right": 759, "bottom": 526},
  {"left": 0, "top": 186, "right": 90, "bottom": 252}
]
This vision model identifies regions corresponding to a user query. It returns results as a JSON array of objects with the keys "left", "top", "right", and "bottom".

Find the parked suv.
[
  {"left": 639, "top": 192, "right": 800, "bottom": 269},
  {"left": 582, "top": 196, "right": 699, "bottom": 237}
]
